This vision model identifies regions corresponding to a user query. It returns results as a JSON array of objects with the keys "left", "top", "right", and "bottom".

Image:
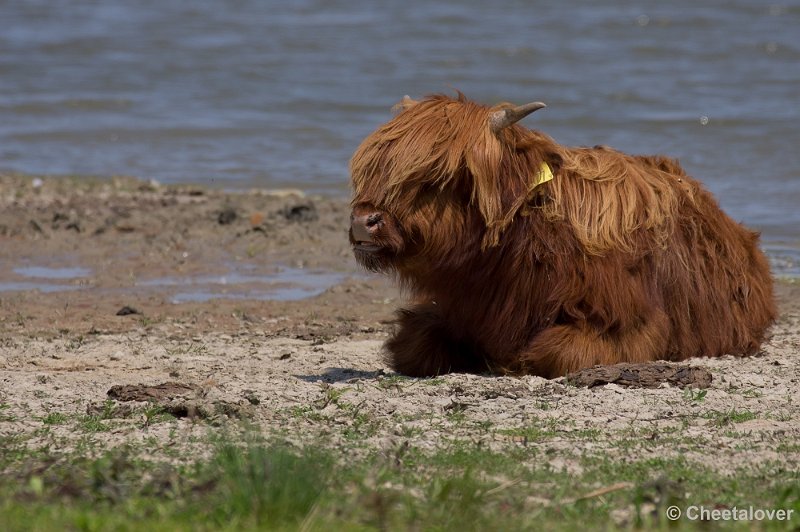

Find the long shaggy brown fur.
[{"left": 349, "top": 93, "right": 776, "bottom": 378}]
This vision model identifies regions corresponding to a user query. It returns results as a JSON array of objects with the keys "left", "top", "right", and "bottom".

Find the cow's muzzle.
[{"left": 350, "top": 211, "right": 384, "bottom": 252}]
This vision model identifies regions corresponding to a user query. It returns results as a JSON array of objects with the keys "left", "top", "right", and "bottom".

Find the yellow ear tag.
[{"left": 530, "top": 161, "right": 554, "bottom": 192}]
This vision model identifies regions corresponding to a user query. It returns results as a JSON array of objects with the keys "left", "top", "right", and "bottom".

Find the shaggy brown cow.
[{"left": 349, "top": 93, "right": 776, "bottom": 378}]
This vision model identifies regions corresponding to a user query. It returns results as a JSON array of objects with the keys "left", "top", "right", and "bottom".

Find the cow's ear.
[
  {"left": 392, "top": 95, "right": 419, "bottom": 114},
  {"left": 465, "top": 128, "right": 511, "bottom": 249}
]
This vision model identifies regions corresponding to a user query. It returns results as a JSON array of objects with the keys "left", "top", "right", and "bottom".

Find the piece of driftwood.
[
  {"left": 106, "top": 382, "right": 253, "bottom": 420},
  {"left": 107, "top": 382, "right": 198, "bottom": 402},
  {"left": 564, "top": 363, "right": 712, "bottom": 389}
]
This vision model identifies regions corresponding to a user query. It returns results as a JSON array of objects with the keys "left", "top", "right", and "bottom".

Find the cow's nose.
[{"left": 351, "top": 212, "right": 383, "bottom": 242}]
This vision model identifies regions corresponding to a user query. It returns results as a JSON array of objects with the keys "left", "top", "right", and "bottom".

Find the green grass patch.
[
  {"left": 496, "top": 418, "right": 560, "bottom": 443},
  {"left": 0, "top": 434, "right": 797, "bottom": 531},
  {"left": 682, "top": 388, "right": 708, "bottom": 403},
  {"left": 141, "top": 405, "right": 177, "bottom": 427},
  {"left": 78, "top": 415, "right": 111, "bottom": 433},
  {"left": 40, "top": 412, "right": 69, "bottom": 425},
  {"left": 0, "top": 403, "right": 16, "bottom": 422},
  {"left": 703, "top": 408, "right": 758, "bottom": 427}
]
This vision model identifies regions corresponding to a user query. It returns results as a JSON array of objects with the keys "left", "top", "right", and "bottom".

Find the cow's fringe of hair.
[{"left": 350, "top": 94, "right": 685, "bottom": 255}]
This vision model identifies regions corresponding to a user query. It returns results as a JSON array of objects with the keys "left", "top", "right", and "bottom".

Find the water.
[
  {"left": 0, "top": 281, "right": 82, "bottom": 293},
  {"left": 0, "top": 265, "right": 91, "bottom": 293},
  {"left": 12, "top": 266, "right": 91, "bottom": 279},
  {"left": 0, "top": 263, "right": 345, "bottom": 300},
  {"left": 136, "top": 267, "right": 346, "bottom": 302},
  {"left": 1, "top": 1, "right": 799, "bottom": 267}
]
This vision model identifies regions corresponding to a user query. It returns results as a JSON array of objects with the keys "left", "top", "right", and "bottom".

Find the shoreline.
[
  {"left": 1, "top": 172, "right": 798, "bottom": 338},
  {"left": 1, "top": 170, "right": 798, "bottom": 343},
  {"left": 0, "top": 172, "right": 397, "bottom": 339}
]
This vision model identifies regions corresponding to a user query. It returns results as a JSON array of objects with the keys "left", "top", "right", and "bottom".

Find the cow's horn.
[
  {"left": 490, "top": 101, "right": 546, "bottom": 132},
  {"left": 393, "top": 95, "right": 419, "bottom": 113}
]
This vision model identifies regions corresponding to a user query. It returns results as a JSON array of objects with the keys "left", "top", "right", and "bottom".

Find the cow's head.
[{"left": 349, "top": 93, "right": 549, "bottom": 273}]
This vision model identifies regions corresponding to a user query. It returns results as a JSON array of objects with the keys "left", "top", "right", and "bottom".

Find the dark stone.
[
  {"left": 52, "top": 212, "right": 69, "bottom": 225},
  {"left": 283, "top": 203, "right": 318, "bottom": 223},
  {"left": 217, "top": 207, "right": 237, "bottom": 225}
]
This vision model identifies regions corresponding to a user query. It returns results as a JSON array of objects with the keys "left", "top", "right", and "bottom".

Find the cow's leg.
[
  {"left": 384, "top": 305, "right": 488, "bottom": 377},
  {"left": 519, "top": 310, "right": 670, "bottom": 378}
]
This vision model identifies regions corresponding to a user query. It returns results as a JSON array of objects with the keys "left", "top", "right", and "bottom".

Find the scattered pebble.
[
  {"left": 217, "top": 207, "right": 237, "bottom": 225},
  {"left": 282, "top": 203, "right": 318, "bottom": 223}
]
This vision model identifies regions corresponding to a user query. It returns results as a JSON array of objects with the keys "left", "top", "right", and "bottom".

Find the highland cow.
[{"left": 349, "top": 93, "right": 776, "bottom": 378}]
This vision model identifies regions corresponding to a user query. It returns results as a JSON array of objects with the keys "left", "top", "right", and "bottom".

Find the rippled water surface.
[{"left": 2, "top": 1, "right": 798, "bottom": 267}]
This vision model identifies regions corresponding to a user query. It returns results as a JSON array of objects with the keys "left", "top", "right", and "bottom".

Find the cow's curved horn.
[
  {"left": 392, "top": 95, "right": 419, "bottom": 113},
  {"left": 489, "top": 102, "right": 546, "bottom": 133}
]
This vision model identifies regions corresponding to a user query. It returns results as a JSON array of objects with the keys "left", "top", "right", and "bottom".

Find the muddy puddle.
[
  {"left": 0, "top": 262, "right": 348, "bottom": 302},
  {"left": 136, "top": 266, "right": 348, "bottom": 303},
  {"left": 0, "top": 265, "right": 90, "bottom": 293}
]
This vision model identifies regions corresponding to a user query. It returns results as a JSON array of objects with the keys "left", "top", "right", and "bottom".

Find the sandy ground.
[{"left": 1, "top": 173, "right": 799, "bottom": 476}]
